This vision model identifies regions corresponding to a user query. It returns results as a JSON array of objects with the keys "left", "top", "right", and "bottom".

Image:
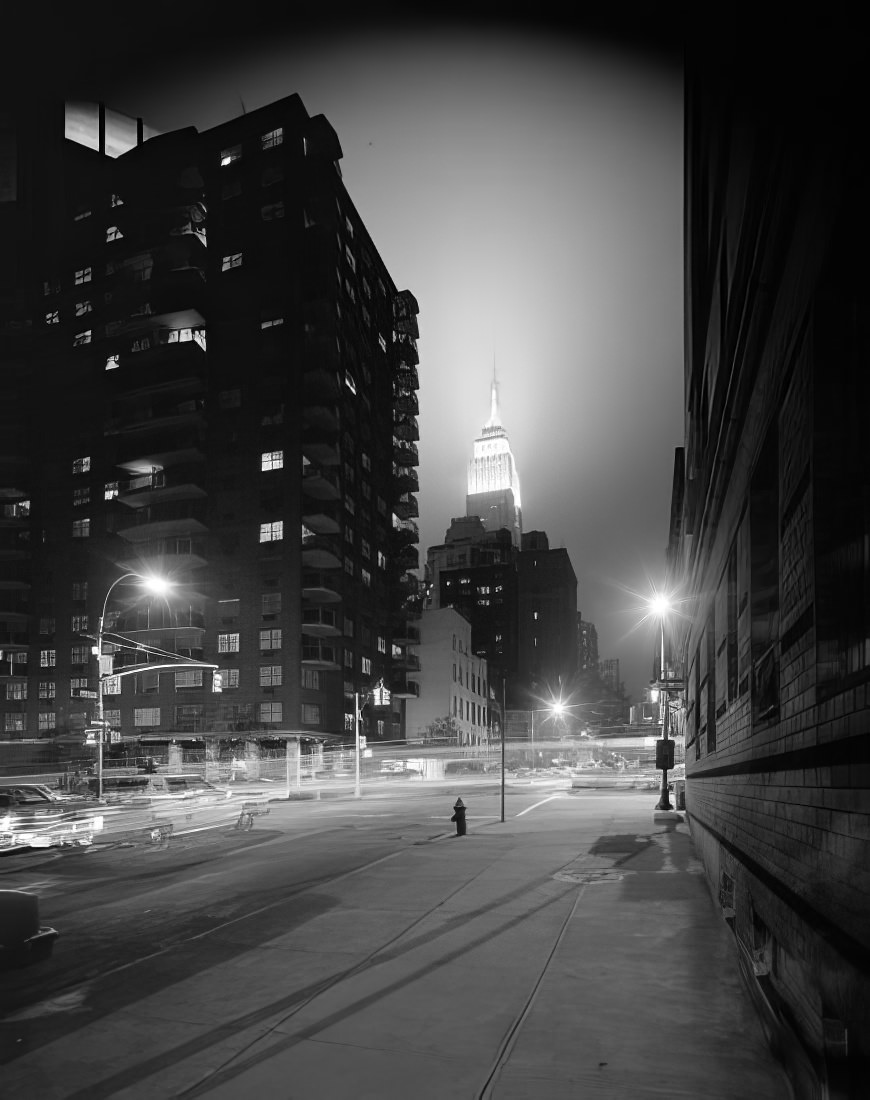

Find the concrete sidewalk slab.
[{"left": 1, "top": 793, "right": 792, "bottom": 1099}]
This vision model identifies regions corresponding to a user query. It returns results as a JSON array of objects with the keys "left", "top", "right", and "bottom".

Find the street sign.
[
  {"left": 656, "top": 738, "right": 675, "bottom": 770},
  {"left": 358, "top": 735, "right": 367, "bottom": 749},
  {"left": 109, "top": 731, "right": 121, "bottom": 743}
]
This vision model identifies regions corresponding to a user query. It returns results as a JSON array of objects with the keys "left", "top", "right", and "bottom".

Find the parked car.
[
  {"left": 0, "top": 785, "right": 104, "bottom": 851},
  {"left": 88, "top": 774, "right": 232, "bottom": 806}
]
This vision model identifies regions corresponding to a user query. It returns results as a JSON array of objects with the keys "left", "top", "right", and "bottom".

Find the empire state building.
[{"left": 466, "top": 378, "right": 523, "bottom": 547}]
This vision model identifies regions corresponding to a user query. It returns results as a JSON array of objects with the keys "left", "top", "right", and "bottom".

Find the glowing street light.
[
  {"left": 649, "top": 592, "right": 675, "bottom": 812},
  {"left": 93, "top": 572, "right": 174, "bottom": 799}
]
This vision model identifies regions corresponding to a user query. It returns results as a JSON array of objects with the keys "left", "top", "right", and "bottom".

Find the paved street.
[{"left": 0, "top": 785, "right": 791, "bottom": 1098}]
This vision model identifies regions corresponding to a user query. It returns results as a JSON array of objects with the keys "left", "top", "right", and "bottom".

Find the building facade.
[
  {"left": 0, "top": 95, "right": 421, "bottom": 754},
  {"left": 465, "top": 376, "right": 522, "bottom": 547},
  {"left": 516, "top": 531, "right": 578, "bottom": 703},
  {"left": 669, "top": 35, "right": 868, "bottom": 1096},
  {"left": 404, "top": 607, "right": 489, "bottom": 746}
]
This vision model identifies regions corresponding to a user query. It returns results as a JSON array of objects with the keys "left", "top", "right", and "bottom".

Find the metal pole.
[
  {"left": 500, "top": 677, "right": 505, "bottom": 823},
  {"left": 531, "top": 708, "right": 535, "bottom": 773},
  {"left": 656, "top": 617, "right": 672, "bottom": 811},
  {"left": 96, "top": 613, "right": 104, "bottom": 800},
  {"left": 354, "top": 691, "right": 361, "bottom": 799}
]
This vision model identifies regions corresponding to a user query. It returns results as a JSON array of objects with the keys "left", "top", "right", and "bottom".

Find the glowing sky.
[{"left": 36, "top": 10, "right": 685, "bottom": 701}]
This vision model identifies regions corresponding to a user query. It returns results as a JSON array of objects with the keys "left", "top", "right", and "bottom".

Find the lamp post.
[
  {"left": 93, "top": 572, "right": 172, "bottom": 799},
  {"left": 649, "top": 594, "right": 673, "bottom": 812}
]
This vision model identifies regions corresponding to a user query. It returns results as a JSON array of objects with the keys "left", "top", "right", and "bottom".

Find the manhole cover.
[{"left": 554, "top": 869, "right": 629, "bottom": 884}]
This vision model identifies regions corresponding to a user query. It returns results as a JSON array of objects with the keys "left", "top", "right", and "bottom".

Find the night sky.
[{"left": 21, "top": 7, "right": 686, "bottom": 702}]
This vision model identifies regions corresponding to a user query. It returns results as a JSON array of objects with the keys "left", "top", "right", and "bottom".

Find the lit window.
[
  {"left": 70, "top": 677, "right": 89, "bottom": 691},
  {"left": 73, "top": 209, "right": 92, "bottom": 222},
  {"left": 260, "top": 702, "right": 283, "bottom": 723},
  {"left": 345, "top": 370, "right": 357, "bottom": 394},
  {"left": 344, "top": 279, "right": 355, "bottom": 302},
  {"left": 218, "top": 633, "right": 240, "bottom": 653},
  {"left": 111, "top": 193, "right": 124, "bottom": 207},
  {"left": 175, "top": 670, "right": 203, "bottom": 689},
  {"left": 361, "top": 656, "right": 371, "bottom": 675},
  {"left": 345, "top": 244, "right": 356, "bottom": 272},
  {"left": 377, "top": 636, "right": 386, "bottom": 654},
  {"left": 260, "top": 628, "right": 283, "bottom": 650},
  {"left": 220, "top": 145, "right": 241, "bottom": 167},
  {"left": 104, "top": 481, "right": 118, "bottom": 500},
  {"left": 260, "top": 317, "right": 284, "bottom": 329},
  {"left": 103, "top": 677, "right": 121, "bottom": 695},
  {"left": 261, "top": 450, "right": 284, "bottom": 471},
  {"left": 105, "top": 354, "right": 119, "bottom": 370},
  {"left": 377, "top": 550, "right": 387, "bottom": 569},
  {"left": 45, "top": 310, "right": 59, "bottom": 325},
  {"left": 261, "top": 127, "right": 283, "bottom": 150},
  {"left": 134, "top": 707, "right": 161, "bottom": 727},
  {"left": 5, "top": 714, "right": 25, "bottom": 732},
  {"left": 39, "top": 681, "right": 55, "bottom": 699},
  {"left": 361, "top": 568, "right": 372, "bottom": 587},
  {"left": 73, "top": 329, "right": 92, "bottom": 346},
  {"left": 221, "top": 252, "right": 243, "bottom": 271},
  {"left": 6, "top": 681, "right": 27, "bottom": 701},
  {"left": 378, "top": 334, "right": 387, "bottom": 353},
  {"left": 72, "top": 518, "right": 90, "bottom": 538},
  {"left": 260, "top": 520, "right": 284, "bottom": 542},
  {"left": 38, "top": 712, "right": 56, "bottom": 731},
  {"left": 71, "top": 614, "right": 89, "bottom": 631},
  {"left": 221, "top": 669, "right": 240, "bottom": 688},
  {"left": 74, "top": 267, "right": 92, "bottom": 284},
  {"left": 259, "top": 665, "right": 282, "bottom": 687},
  {"left": 106, "top": 226, "right": 123, "bottom": 241}
]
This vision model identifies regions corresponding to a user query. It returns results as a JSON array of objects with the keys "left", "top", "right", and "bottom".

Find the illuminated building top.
[{"left": 466, "top": 376, "right": 522, "bottom": 545}]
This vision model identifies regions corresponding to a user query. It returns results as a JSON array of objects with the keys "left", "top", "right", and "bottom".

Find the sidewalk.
[{"left": 2, "top": 793, "right": 792, "bottom": 1099}]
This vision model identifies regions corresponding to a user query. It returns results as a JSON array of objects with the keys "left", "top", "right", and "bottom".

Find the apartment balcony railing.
[
  {"left": 393, "top": 467, "right": 419, "bottom": 495},
  {"left": 393, "top": 495, "right": 419, "bottom": 521},
  {"left": 302, "top": 573, "right": 342, "bottom": 603},
  {"left": 392, "top": 414, "right": 419, "bottom": 442},
  {"left": 393, "top": 438, "right": 419, "bottom": 466},
  {"left": 301, "top": 530, "right": 343, "bottom": 570},
  {"left": 301, "top": 642, "right": 341, "bottom": 670},
  {"left": 302, "top": 462, "right": 341, "bottom": 500},
  {"left": 301, "top": 607, "right": 342, "bottom": 637}
]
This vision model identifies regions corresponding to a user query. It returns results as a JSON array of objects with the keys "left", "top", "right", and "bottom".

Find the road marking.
[{"left": 516, "top": 794, "right": 564, "bottom": 816}]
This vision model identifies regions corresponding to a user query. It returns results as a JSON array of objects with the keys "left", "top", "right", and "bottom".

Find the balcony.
[
  {"left": 393, "top": 331, "right": 419, "bottom": 365},
  {"left": 393, "top": 467, "right": 419, "bottom": 495},
  {"left": 390, "top": 676, "right": 420, "bottom": 699},
  {"left": 107, "top": 337, "right": 207, "bottom": 392},
  {"left": 394, "top": 363, "right": 419, "bottom": 391},
  {"left": 393, "top": 494, "right": 419, "bottom": 521},
  {"left": 302, "top": 438, "right": 340, "bottom": 467},
  {"left": 301, "top": 508, "right": 340, "bottom": 536},
  {"left": 303, "top": 403, "right": 340, "bottom": 432},
  {"left": 301, "top": 530, "right": 342, "bottom": 570},
  {"left": 116, "top": 502, "right": 208, "bottom": 543},
  {"left": 115, "top": 609, "right": 206, "bottom": 634},
  {"left": 109, "top": 424, "right": 205, "bottom": 472},
  {"left": 394, "top": 391, "right": 419, "bottom": 416},
  {"left": 302, "top": 573, "right": 342, "bottom": 603},
  {"left": 393, "top": 438, "right": 419, "bottom": 466},
  {"left": 118, "top": 536, "right": 208, "bottom": 572},
  {"left": 302, "top": 463, "right": 341, "bottom": 500},
  {"left": 115, "top": 466, "right": 206, "bottom": 508},
  {"left": 150, "top": 264, "right": 207, "bottom": 318},
  {"left": 301, "top": 642, "right": 341, "bottom": 670},
  {"left": 394, "top": 545, "right": 420, "bottom": 571},
  {"left": 393, "top": 290, "right": 420, "bottom": 338},
  {"left": 301, "top": 607, "right": 341, "bottom": 637},
  {"left": 392, "top": 651, "right": 420, "bottom": 671},
  {"left": 392, "top": 622, "right": 421, "bottom": 646},
  {"left": 393, "top": 414, "right": 419, "bottom": 442},
  {"left": 391, "top": 516, "right": 419, "bottom": 543}
]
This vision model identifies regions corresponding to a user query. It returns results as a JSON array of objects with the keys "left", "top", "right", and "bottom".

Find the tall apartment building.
[
  {"left": 516, "top": 531, "right": 577, "bottom": 700},
  {"left": 0, "top": 95, "right": 421, "bottom": 753},
  {"left": 578, "top": 618, "right": 599, "bottom": 671},
  {"left": 669, "top": 34, "right": 867, "bottom": 1096}
]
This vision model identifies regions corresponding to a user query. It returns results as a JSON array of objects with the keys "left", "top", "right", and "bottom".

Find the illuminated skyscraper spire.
[{"left": 466, "top": 367, "right": 522, "bottom": 546}]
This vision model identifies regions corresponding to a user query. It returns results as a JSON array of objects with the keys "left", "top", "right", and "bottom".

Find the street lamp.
[
  {"left": 93, "top": 572, "right": 173, "bottom": 799},
  {"left": 649, "top": 593, "right": 674, "bottom": 811}
]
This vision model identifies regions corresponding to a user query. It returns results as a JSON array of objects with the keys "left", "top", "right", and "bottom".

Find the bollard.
[{"left": 451, "top": 797, "right": 467, "bottom": 837}]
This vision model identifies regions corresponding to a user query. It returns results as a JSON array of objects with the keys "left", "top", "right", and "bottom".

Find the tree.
[{"left": 423, "top": 715, "right": 460, "bottom": 744}]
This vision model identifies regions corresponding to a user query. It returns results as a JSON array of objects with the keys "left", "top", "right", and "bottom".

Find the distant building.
[
  {"left": 516, "top": 531, "right": 578, "bottom": 702},
  {"left": 404, "top": 608, "right": 489, "bottom": 746},
  {"left": 465, "top": 376, "right": 522, "bottom": 547},
  {"left": 578, "top": 618, "right": 599, "bottom": 671},
  {"left": 598, "top": 659, "right": 621, "bottom": 697}
]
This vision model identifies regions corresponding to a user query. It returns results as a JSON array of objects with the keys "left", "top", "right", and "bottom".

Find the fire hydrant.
[{"left": 451, "top": 797, "right": 467, "bottom": 837}]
